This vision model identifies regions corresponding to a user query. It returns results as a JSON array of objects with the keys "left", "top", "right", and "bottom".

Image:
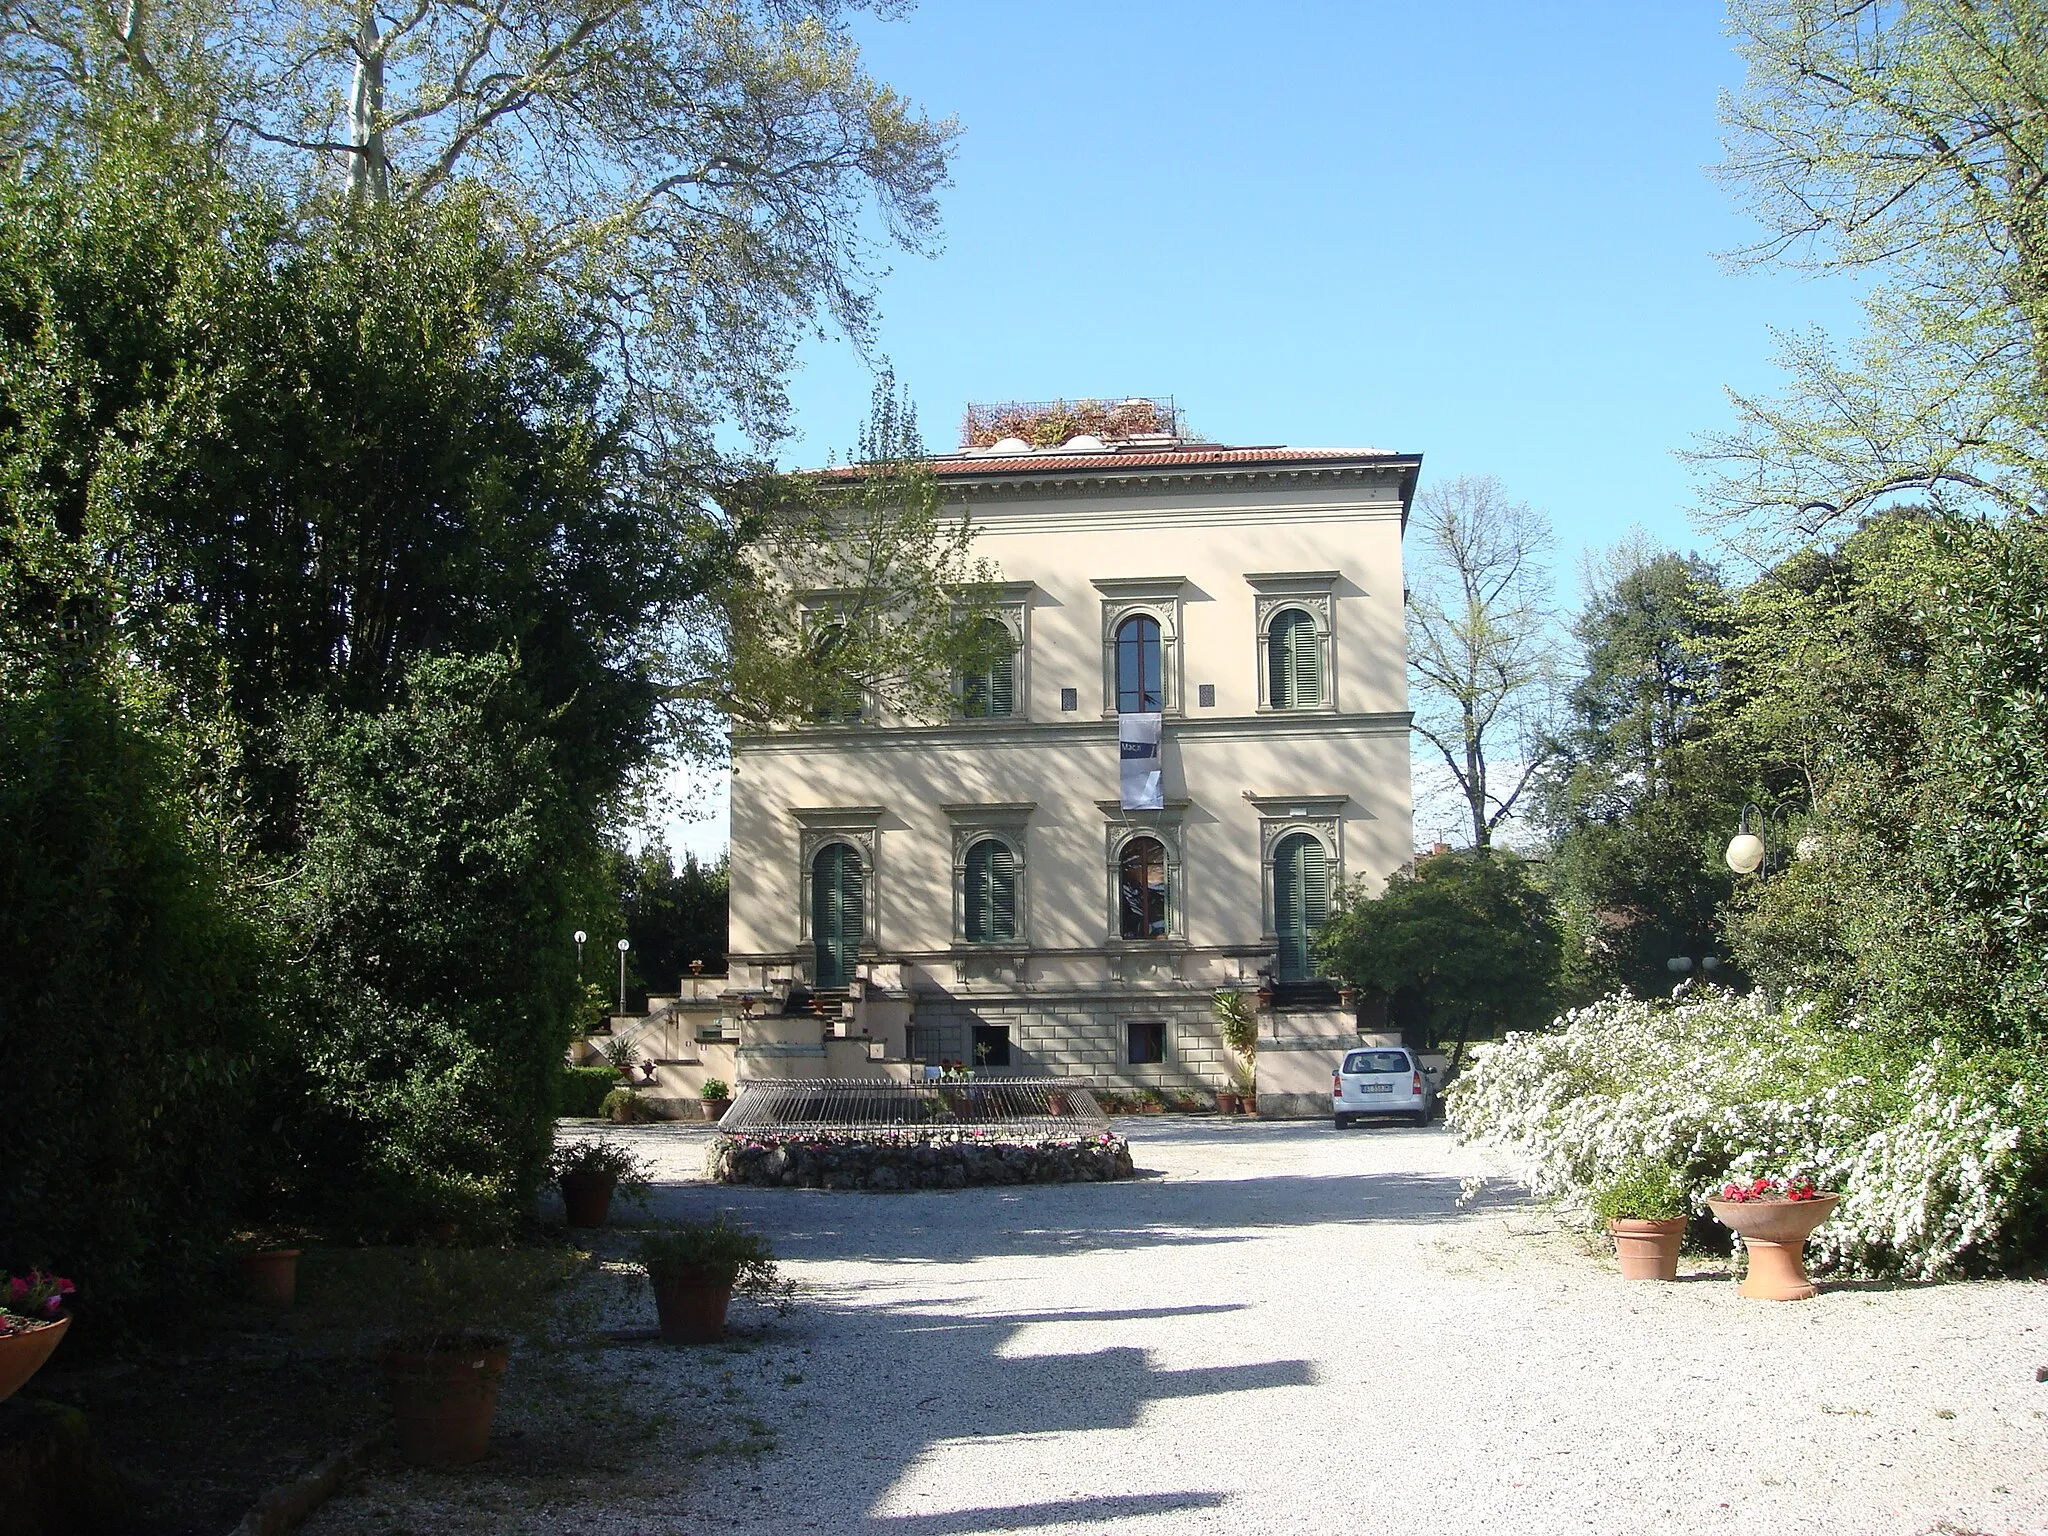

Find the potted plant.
[
  {"left": 1214, "top": 990, "right": 1258, "bottom": 1113},
  {"left": 601, "top": 1085, "right": 656, "bottom": 1123},
  {"left": 548, "top": 1137, "right": 652, "bottom": 1228},
  {"left": 1707, "top": 1176, "right": 1841, "bottom": 1301},
  {"left": 699, "top": 1079, "right": 733, "bottom": 1121},
  {"left": 1134, "top": 1088, "right": 1165, "bottom": 1115},
  {"left": 1591, "top": 1159, "right": 1691, "bottom": 1281},
  {"left": 379, "top": 1247, "right": 579, "bottom": 1466},
  {"left": 233, "top": 1238, "right": 304, "bottom": 1307},
  {"left": 0, "top": 1272, "right": 75, "bottom": 1403},
  {"left": 635, "top": 1218, "right": 788, "bottom": 1344}
]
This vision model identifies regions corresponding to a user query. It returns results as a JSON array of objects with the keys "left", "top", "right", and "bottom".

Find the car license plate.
[{"left": 1363, "top": 1082, "right": 1393, "bottom": 1093}]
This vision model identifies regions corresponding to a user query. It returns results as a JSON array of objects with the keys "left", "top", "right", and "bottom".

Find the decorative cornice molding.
[
  {"left": 736, "top": 711, "right": 1412, "bottom": 754},
  {"left": 1243, "top": 794, "right": 1352, "bottom": 815}
]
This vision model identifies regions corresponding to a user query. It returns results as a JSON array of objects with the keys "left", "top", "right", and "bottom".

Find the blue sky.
[{"left": 659, "top": 0, "right": 1867, "bottom": 859}]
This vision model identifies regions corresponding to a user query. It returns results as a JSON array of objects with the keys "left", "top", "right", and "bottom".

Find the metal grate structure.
[{"left": 719, "top": 1077, "right": 1109, "bottom": 1138}]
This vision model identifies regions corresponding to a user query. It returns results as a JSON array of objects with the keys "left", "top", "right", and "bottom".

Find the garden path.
[{"left": 317, "top": 1118, "right": 2048, "bottom": 1536}]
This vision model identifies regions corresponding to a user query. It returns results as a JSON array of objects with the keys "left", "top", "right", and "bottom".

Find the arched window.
[
  {"left": 1115, "top": 615, "right": 1163, "bottom": 713},
  {"left": 1118, "top": 835, "right": 1168, "bottom": 939},
  {"left": 960, "top": 618, "right": 1018, "bottom": 719},
  {"left": 962, "top": 838, "right": 1019, "bottom": 942},
  {"left": 1267, "top": 608, "right": 1323, "bottom": 709},
  {"left": 1272, "top": 832, "right": 1331, "bottom": 981},
  {"left": 811, "top": 842, "right": 864, "bottom": 986}
]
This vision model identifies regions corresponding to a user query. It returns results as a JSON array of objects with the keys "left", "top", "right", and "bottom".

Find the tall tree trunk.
[{"left": 348, "top": 9, "right": 390, "bottom": 203}]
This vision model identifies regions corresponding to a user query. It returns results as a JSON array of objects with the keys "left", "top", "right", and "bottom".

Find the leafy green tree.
[
  {"left": 617, "top": 843, "right": 730, "bottom": 998},
  {"left": 1317, "top": 850, "right": 1562, "bottom": 1074},
  {"left": 1700, "top": 0, "right": 2048, "bottom": 546},
  {"left": 269, "top": 652, "right": 597, "bottom": 1237},
  {"left": 1720, "top": 516, "right": 2048, "bottom": 1053},
  {"left": 1538, "top": 546, "right": 1742, "bottom": 997},
  {"left": 0, "top": 0, "right": 958, "bottom": 466}
]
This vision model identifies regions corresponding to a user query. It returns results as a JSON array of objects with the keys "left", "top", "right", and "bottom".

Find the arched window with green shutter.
[
  {"left": 811, "top": 842, "right": 864, "bottom": 986},
  {"left": 1267, "top": 608, "right": 1323, "bottom": 709},
  {"left": 1272, "top": 832, "right": 1330, "bottom": 981},
  {"left": 960, "top": 618, "right": 1018, "bottom": 718},
  {"left": 963, "top": 838, "right": 1019, "bottom": 943}
]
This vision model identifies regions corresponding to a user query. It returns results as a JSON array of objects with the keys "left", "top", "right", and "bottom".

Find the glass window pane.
[
  {"left": 1116, "top": 616, "right": 1162, "bottom": 712},
  {"left": 1119, "top": 836, "right": 1167, "bottom": 939}
]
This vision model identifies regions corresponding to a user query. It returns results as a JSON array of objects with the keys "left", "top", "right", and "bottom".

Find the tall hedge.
[{"left": 0, "top": 686, "right": 259, "bottom": 1303}]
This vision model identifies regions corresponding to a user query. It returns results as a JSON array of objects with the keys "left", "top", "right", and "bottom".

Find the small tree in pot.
[
  {"left": 635, "top": 1217, "right": 789, "bottom": 1344},
  {"left": 1591, "top": 1159, "right": 1692, "bottom": 1281},
  {"left": 1213, "top": 990, "right": 1258, "bottom": 1113},
  {"left": 379, "top": 1247, "right": 582, "bottom": 1466},
  {"left": 547, "top": 1137, "right": 652, "bottom": 1229},
  {"left": 698, "top": 1078, "right": 733, "bottom": 1121}
]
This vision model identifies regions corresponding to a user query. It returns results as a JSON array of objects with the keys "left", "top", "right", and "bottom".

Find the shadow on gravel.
[
  {"left": 768, "top": 1299, "right": 1283, "bottom": 1532},
  {"left": 866, "top": 1492, "right": 1231, "bottom": 1532},
  {"left": 636, "top": 1168, "right": 1470, "bottom": 1264}
]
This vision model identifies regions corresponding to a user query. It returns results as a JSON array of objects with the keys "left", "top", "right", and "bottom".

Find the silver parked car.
[{"left": 1332, "top": 1047, "right": 1435, "bottom": 1128}]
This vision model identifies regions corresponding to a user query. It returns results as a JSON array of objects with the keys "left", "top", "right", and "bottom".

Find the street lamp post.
[
  {"left": 1725, "top": 804, "right": 1770, "bottom": 876},
  {"left": 573, "top": 930, "right": 587, "bottom": 978},
  {"left": 616, "top": 937, "right": 631, "bottom": 1016}
]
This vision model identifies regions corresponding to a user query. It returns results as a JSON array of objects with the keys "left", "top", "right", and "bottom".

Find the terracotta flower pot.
[
  {"left": 1242, "top": 1094, "right": 1258, "bottom": 1115},
  {"left": 650, "top": 1267, "right": 736, "bottom": 1344},
  {"left": 558, "top": 1170, "right": 616, "bottom": 1229},
  {"left": 235, "top": 1248, "right": 301, "bottom": 1307},
  {"left": 384, "top": 1339, "right": 510, "bottom": 1466},
  {"left": 0, "top": 1316, "right": 70, "bottom": 1403},
  {"left": 1608, "top": 1218, "right": 1685, "bottom": 1281},
  {"left": 1708, "top": 1194, "right": 1841, "bottom": 1300},
  {"left": 1215, "top": 1090, "right": 1241, "bottom": 1115},
  {"left": 699, "top": 1097, "right": 732, "bottom": 1122}
]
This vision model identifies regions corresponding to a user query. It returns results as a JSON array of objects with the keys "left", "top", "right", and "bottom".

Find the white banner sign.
[{"left": 1118, "top": 711, "right": 1163, "bottom": 811}]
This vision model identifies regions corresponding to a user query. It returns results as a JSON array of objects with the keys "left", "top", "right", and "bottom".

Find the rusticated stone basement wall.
[{"left": 705, "top": 1131, "right": 1136, "bottom": 1190}]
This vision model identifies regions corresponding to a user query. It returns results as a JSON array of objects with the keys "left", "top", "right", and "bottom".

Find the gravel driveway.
[{"left": 323, "top": 1118, "right": 2048, "bottom": 1536}]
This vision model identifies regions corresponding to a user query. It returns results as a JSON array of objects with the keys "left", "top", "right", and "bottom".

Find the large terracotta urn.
[
  {"left": 0, "top": 1317, "right": 70, "bottom": 1403},
  {"left": 1707, "top": 1194, "right": 1841, "bottom": 1300}
]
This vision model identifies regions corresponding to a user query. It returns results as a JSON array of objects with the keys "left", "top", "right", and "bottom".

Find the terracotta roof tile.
[{"left": 814, "top": 445, "right": 1414, "bottom": 479}]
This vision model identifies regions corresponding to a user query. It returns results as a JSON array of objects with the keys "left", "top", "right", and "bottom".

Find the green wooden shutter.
[
  {"left": 966, "top": 840, "right": 1019, "bottom": 942},
  {"left": 1269, "top": 610, "right": 1320, "bottom": 708},
  {"left": 988, "top": 842, "right": 1017, "bottom": 940},
  {"left": 813, "top": 844, "right": 863, "bottom": 985},
  {"left": 988, "top": 647, "right": 1015, "bottom": 717},
  {"left": 1274, "top": 833, "right": 1329, "bottom": 981}
]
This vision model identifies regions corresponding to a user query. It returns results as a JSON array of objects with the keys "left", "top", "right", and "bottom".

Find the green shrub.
[
  {"left": 600, "top": 1087, "right": 656, "bottom": 1123},
  {"left": 560, "top": 1066, "right": 622, "bottom": 1117},
  {"left": 1590, "top": 1159, "right": 1692, "bottom": 1222},
  {"left": 1450, "top": 988, "right": 2048, "bottom": 1277},
  {"left": 0, "top": 686, "right": 262, "bottom": 1307},
  {"left": 635, "top": 1217, "right": 783, "bottom": 1298},
  {"left": 699, "top": 1079, "right": 730, "bottom": 1101}
]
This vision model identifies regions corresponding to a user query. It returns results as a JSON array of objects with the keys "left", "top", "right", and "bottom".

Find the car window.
[{"left": 1342, "top": 1050, "right": 1409, "bottom": 1075}]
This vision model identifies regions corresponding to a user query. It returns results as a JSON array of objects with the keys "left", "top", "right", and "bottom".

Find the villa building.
[{"left": 716, "top": 404, "right": 1420, "bottom": 1109}]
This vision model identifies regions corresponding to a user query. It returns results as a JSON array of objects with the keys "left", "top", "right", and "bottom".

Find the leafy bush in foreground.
[{"left": 1448, "top": 988, "right": 2047, "bottom": 1278}]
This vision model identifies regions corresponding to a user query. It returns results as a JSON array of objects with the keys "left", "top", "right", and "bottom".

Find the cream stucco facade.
[{"left": 724, "top": 440, "right": 1418, "bottom": 1105}]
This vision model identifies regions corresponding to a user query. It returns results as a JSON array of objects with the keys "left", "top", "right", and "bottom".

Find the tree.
[
  {"left": 1537, "top": 545, "right": 1741, "bottom": 997},
  {"left": 0, "top": 0, "right": 957, "bottom": 464},
  {"left": 697, "top": 373, "right": 1003, "bottom": 735},
  {"left": 1317, "top": 849, "right": 1563, "bottom": 1075},
  {"left": 271, "top": 651, "right": 598, "bottom": 1237},
  {"left": 617, "top": 843, "right": 729, "bottom": 996},
  {"left": 1405, "top": 475, "right": 1562, "bottom": 847},
  {"left": 1698, "top": 0, "right": 2048, "bottom": 547}
]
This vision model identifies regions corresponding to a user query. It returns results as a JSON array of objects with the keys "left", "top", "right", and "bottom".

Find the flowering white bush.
[{"left": 1447, "top": 987, "right": 2045, "bottom": 1278}]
